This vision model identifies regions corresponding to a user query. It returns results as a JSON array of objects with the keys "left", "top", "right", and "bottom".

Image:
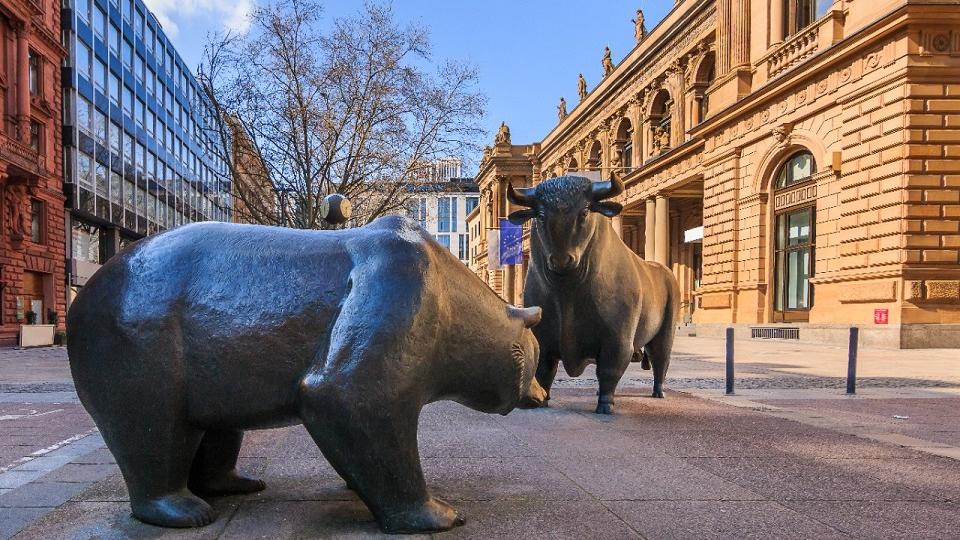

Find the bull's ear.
[
  {"left": 590, "top": 201, "right": 623, "bottom": 217},
  {"left": 508, "top": 209, "right": 536, "bottom": 224}
]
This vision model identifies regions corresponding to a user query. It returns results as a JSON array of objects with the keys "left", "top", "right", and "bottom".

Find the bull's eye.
[{"left": 536, "top": 212, "right": 545, "bottom": 222}]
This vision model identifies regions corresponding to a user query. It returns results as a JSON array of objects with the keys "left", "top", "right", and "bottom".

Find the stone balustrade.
[
  {"left": 0, "top": 130, "right": 44, "bottom": 177},
  {"left": 768, "top": 26, "right": 820, "bottom": 78},
  {"left": 763, "top": 11, "right": 844, "bottom": 81}
]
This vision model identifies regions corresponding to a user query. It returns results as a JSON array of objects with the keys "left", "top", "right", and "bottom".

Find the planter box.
[{"left": 20, "top": 324, "right": 55, "bottom": 347}]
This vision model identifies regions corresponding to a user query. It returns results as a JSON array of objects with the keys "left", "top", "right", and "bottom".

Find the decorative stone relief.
[{"left": 925, "top": 280, "right": 960, "bottom": 302}]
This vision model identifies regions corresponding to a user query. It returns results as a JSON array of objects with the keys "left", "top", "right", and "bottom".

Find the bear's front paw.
[
  {"left": 131, "top": 491, "right": 217, "bottom": 528},
  {"left": 379, "top": 497, "right": 465, "bottom": 534}
]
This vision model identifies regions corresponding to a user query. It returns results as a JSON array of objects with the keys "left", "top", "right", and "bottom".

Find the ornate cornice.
[{"left": 540, "top": 2, "right": 716, "bottom": 158}]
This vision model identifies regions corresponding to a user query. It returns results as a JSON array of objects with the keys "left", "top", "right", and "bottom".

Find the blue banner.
[{"left": 499, "top": 218, "right": 523, "bottom": 265}]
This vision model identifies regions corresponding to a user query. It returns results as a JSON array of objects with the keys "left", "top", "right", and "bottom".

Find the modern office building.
[
  {"left": 471, "top": 1, "right": 960, "bottom": 348},
  {"left": 0, "top": 1, "right": 68, "bottom": 345},
  {"left": 410, "top": 157, "right": 464, "bottom": 183},
  {"left": 397, "top": 158, "right": 478, "bottom": 264},
  {"left": 62, "top": 0, "right": 231, "bottom": 300},
  {"left": 405, "top": 174, "right": 479, "bottom": 264}
]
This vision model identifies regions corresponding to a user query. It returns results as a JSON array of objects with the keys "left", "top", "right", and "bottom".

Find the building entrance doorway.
[
  {"left": 19, "top": 271, "right": 47, "bottom": 323},
  {"left": 773, "top": 205, "right": 813, "bottom": 322}
]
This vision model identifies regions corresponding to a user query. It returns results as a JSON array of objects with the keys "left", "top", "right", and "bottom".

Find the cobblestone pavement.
[
  {"left": 1, "top": 341, "right": 959, "bottom": 538},
  {"left": 5, "top": 390, "right": 960, "bottom": 539}
]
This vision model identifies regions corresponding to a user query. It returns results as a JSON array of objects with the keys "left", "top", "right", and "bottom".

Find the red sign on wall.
[{"left": 874, "top": 308, "right": 889, "bottom": 325}]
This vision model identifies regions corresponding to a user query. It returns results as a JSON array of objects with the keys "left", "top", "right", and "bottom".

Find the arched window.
[
  {"left": 775, "top": 151, "right": 815, "bottom": 188},
  {"left": 772, "top": 151, "right": 816, "bottom": 321},
  {"left": 615, "top": 119, "right": 633, "bottom": 172},
  {"left": 567, "top": 156, "right": 578, "bottom": 173},
  {"left": 695, "top": 53, "right": 716, "bottom": 124},
  {"left": 784, "top": 0, "right": 832, "bottom": 39},
  {"left": 586, "top": 140, "right": 602, "bottom": 171},
  {"left": 649, "top": 89, "right": 672, "bottom": 156}
]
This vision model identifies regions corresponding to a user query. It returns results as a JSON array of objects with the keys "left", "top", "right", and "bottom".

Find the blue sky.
[{"left": 144, "top": 1, "right": 674, "bottom": 165}]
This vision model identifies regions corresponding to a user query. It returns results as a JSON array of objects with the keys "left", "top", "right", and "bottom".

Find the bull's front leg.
[
  {"left": 533, "top": 354, "right": 560, "bottom": 406},
  {"left": 595, "top": 342, "right": 633, "bottom": 415}
]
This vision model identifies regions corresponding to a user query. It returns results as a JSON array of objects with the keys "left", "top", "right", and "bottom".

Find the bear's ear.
[{"left": 508, "top": 305, "right": 542, "bottom": 328}]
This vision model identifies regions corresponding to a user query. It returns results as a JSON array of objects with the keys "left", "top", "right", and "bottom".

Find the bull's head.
[{"left": 507, "top": 175, "right": 623, "bottom": 275}]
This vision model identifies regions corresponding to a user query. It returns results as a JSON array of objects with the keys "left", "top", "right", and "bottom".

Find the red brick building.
[{"left": 0, "top": 1, "right": 67, "bottom": 345}]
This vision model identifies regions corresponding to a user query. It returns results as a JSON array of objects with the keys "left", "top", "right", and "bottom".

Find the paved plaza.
[{"left": 1, "top": 338, "right": 959, "bottom": 538}]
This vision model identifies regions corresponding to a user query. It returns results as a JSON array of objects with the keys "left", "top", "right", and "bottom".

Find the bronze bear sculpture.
[
  {"left": 67, "top": 216, "right": 546, "bottom": 533},
  {"left": 508, "top": 175, "right": 680, "bottom": 414}
]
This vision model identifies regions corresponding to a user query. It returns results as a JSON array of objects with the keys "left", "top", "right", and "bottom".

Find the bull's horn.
[
  {"left": 508, "top": 305, "right": 542, "bottom": 329},
  {"left": 590, "top": 176, "right": 625, "bottom": 201},
  {"left": 507, "top": 183, "right": 537, "bottom": 208}
]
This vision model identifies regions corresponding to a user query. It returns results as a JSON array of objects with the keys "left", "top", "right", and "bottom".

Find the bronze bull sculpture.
[
  {"left": 67, "top": 216, "right": 546, "bottom": 533},
  {"left": 508, "top": 175, "right": 680, "bottom": 414}
]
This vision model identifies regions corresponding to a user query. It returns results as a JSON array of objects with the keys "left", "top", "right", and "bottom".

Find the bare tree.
[{"left": 197, "top": 0, "right": 485, "bottom": 227}]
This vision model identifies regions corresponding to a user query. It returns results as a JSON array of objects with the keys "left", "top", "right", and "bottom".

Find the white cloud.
[{"left": 143, "top": 0, "right": 253, "bottom": 38}]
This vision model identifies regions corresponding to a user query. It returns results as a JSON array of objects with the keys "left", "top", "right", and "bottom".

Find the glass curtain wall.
[{"left": 64, "top": 0, "right": 231, "bottom": 262}]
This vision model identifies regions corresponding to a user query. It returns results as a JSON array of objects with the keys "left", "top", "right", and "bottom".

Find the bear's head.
[{"left": 448, "top": 305, "right": 545, "bottom": 415}]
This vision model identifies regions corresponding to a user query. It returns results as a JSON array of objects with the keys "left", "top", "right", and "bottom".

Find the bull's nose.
[{"left": 548, "top": 254, "right": 575, "bottom": 272}]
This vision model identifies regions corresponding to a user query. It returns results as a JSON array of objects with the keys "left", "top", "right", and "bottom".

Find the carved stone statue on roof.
[
  {"left": 578, "top": 74, "right": 588, "bottom": 100},
  {"left": 602, "top": 47, "right": 615, "bottom": 76},
  {"left": 494, "top": 122, "right": 511, "bottom": 145},
  {"left": 633, "top": 9, "right": 647, "bottom": 42},
  {"left": 557, "top": 97, "right": 568, "bottom": 121}
]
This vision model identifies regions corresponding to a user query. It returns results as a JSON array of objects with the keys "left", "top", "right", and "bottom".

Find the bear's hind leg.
[{"left": 188, "top": 430, "right": 265, "bottom": 496}]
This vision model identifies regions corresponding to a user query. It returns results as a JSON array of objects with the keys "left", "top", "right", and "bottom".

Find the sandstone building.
[
  {"left": 0, "top": 1, "right": 67, "bottom": 345},
  {"left": 468, "top": 0, "right": 960, "bottom": 348}
]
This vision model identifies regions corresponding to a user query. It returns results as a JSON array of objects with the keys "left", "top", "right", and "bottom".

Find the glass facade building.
[{"left": 62, "top": 0, "right": 231, "bottom": 291}]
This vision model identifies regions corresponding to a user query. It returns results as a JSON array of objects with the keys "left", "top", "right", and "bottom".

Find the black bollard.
[
  {"left": 725, "top": 327, "right": 735, "bottom": 395},
  {"left": 846, "top": 327, "right": 859, "bottom": 395}
]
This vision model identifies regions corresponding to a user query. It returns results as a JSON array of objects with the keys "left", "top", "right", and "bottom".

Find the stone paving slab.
[
  {"left": 0, "top": 403, "right": 97, "bottom": 473},
  {"left": 7, "top": 389, "right": 960, "bottom": 539}
]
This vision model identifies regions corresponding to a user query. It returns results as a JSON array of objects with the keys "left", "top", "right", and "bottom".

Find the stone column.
[
  {"left": 632, "top": 112, "right": 644, "bottom": 167},
  {"left": 644, "top": 198, "right": 656, "bottom": 260},
  {"left": 732, "top": 0, "right": 751, "bottom": 69},
  {"left": 770, "top": 0, "right": 784, "bottom": 45},
  {"left": 655, "top": 195, "right": 669, "bottom": 266},
  {"left": 17, "top": 24, "right": 31, "bottom": 143},
  {"left": 599, "top": 125, "right": 611, "bottom": 180},
  {"left": 716, "top": 0, "right": 732, "bottom": 75}
]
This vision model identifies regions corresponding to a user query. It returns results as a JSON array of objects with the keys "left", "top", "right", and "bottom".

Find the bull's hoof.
[
  {"left": 595, "top": 402, "right": 613, "bottom": 415},
  {"left": 379, "top": 497, "right": 465, "bottom": 534},
  {"left": 191, "top": 471, "right": 266, "bottom": 496},
  {"left": 131, "top": 491, "right": 217, "bottom": 528},
  {"left": 652, "top": 390, "right": 665, "bottom": 398}
]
